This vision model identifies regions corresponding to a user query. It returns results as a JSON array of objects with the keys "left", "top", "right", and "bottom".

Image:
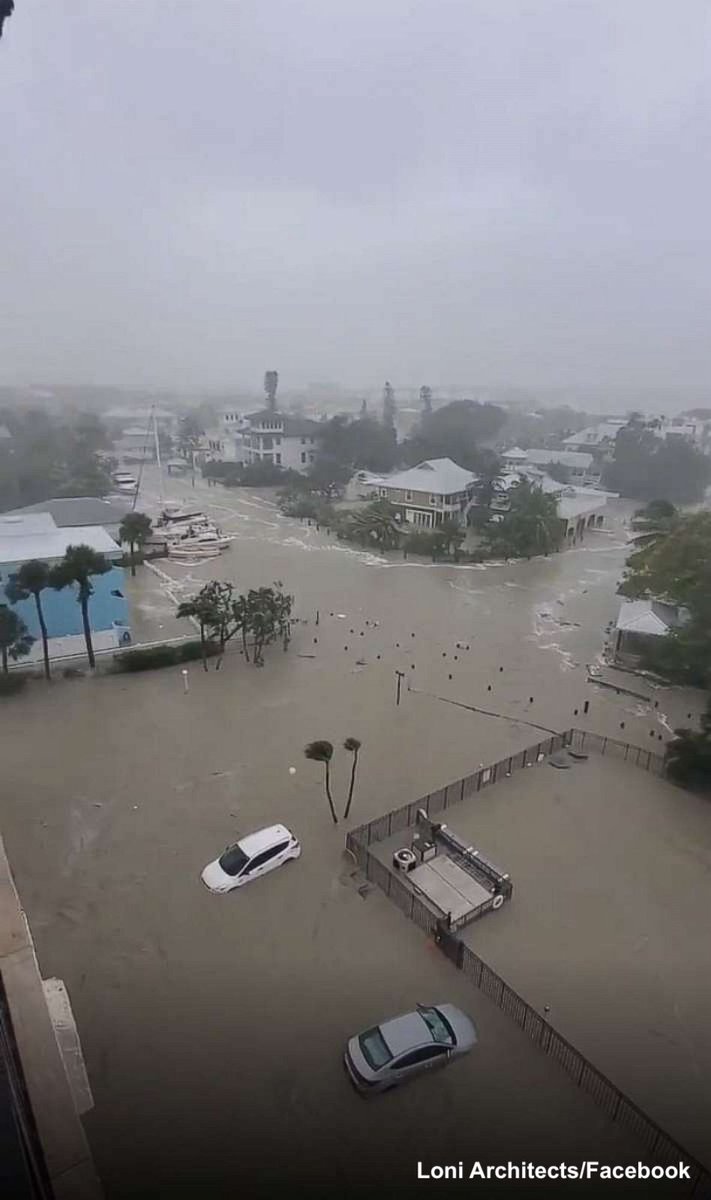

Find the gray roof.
[
  {"left": 380, "top": 458, "right": 477, "bottom": 495},
  {"left": 247, "top": 409, "right": 321, "bottom": 437},
  {"left": 615, "top": 599, "right": 685, "bottom": 636},
  {"left": 5, "top": 496, "right": 131, "bottom": 527},
  {"left": 0, "top": 514, "right": 122, "bottom": 565},
  {"left": 523, "top": 449, "right": 594, "bottom": 469}
]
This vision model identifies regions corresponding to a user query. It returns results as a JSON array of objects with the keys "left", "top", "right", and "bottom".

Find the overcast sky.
[{"left": 2, "top": 1, "right": 711, "bottom": 393}]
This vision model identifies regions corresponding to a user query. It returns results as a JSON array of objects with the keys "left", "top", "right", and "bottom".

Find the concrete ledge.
[{"left": 0, "top": 837, "right": 102, "bottom": 1198}]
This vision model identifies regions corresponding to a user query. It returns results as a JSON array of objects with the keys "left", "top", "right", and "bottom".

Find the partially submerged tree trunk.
[
  {"left": 34, "top": 593, "right": 51, "bottom": 681},
  {"left": 80, "top": 597, "right": 96, "bottom": 669},
  {"left": 344, "top": 750, "right": 359, "bottom": 821},
  {"left": 130, "top": 540, "right": 137, "bottom": 577},
  {"left": 324, "top": 763, "right": 338, "bottom": 825}
]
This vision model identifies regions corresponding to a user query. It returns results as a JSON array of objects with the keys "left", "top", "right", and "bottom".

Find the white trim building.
[{"left": 375, "top": 458, "right": 477, "bottom": 528}]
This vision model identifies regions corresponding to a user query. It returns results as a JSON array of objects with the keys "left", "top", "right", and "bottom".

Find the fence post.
[{"left": 460, "top": 778, "right": 465, "bottom": 802}]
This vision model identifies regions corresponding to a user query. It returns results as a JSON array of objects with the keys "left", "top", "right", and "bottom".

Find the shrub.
[
  {"left": 115, "top": 639, "right": 218, "bottom": 673},
  {"left": 0, "top": 674, "right": 27, "bottom": 697}
]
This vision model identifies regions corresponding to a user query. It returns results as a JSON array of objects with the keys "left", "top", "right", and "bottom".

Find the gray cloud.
[{"left": 2, "top": 0, "right": 711, "bottom": 391}]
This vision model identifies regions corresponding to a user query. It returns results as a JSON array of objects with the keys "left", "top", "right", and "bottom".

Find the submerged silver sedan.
[{"left": 344, "top": 1003, "right": 477, "bottom": 1093}]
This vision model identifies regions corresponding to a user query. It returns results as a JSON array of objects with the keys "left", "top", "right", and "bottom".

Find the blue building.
[{"left": 0, "top": 513, "right": 131, "bottom": 663}]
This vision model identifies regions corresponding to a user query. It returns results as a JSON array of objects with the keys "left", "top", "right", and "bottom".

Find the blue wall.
[{"left": 0, "top": 562, "right": 129, "bottom": 638}]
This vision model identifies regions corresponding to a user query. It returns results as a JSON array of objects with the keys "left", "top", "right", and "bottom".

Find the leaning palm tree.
[
  {"left": 304, "top": 740, "right": 337, "bottom": 824},
  {"left": 49, "top": 545, "right": 110, "bottom": 669},
  {"left": 118, "top": 511, "right": 153, "bottom": 577},
  {"left": 343, "top": 737, "right": 362, "bottom": 820},
  {"left": 5, "top": 559, "right": 52, "bottom": 680},
  {"left": 0, "top": 605, "right": 34, "bottom": 674}
]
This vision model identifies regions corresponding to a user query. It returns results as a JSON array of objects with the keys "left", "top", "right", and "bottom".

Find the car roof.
[
  {"left": 379, "top": 1011, "right": 429, "bottom": 1057},
  {"left": 238, "top": 824, "right": 293, "bottom": 857}
]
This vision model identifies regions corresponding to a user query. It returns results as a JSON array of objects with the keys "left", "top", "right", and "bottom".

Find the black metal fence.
[{"left": 346, "top": 729, "right": 711, "bottom": 1197}]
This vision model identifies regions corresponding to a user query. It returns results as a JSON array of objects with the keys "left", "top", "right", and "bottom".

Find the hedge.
[{"left": 114, "top": 639, "right": 219, "bottom": 673}]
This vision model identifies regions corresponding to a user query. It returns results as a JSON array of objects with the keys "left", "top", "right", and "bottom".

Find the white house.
[
  {"left": 503, "top": 447, "right": 599, "bottom": 485},
  {"left": 375, "top": 458, "right": 477, "bottom": 528},
  {"left": 243, "top": 410, "right": 321, "bottom": 472}
]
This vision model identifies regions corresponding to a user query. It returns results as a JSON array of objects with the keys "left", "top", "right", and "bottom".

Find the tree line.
[
  {"left": 177, "top": 581, "right": 293, "bottom": 670},
  {"left": 620, "top": 501, "right": 711, "bottom": 790}
]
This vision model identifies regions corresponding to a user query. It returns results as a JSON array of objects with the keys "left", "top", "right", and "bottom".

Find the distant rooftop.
[
  {"left": 246, "top": 409, "right": 321, "bottom": 436},
  {"left": 563, "top": 421, "right": 626, "bottom": 447},
  {"left": 523, "top": 449, "right": 595, "bottom": 470},
  {"left": 5, "top": 497, "right": 131, "bottom": 527},
  {"left": 0, "top": 513, "right": 122, "bottom": 565}
]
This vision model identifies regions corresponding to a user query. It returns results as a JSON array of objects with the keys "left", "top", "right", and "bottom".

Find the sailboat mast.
[{"left": 153, "top": 407, "right": 164, "bottom": 507}]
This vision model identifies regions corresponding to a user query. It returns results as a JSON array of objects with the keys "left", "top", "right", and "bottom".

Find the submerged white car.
[{"left": 201, "top": 824, "right": 301, "bottom": 893}]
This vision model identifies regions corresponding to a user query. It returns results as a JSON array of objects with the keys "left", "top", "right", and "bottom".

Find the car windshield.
[
  {"left": 218, "top": 844, "right": 249, "bottom": 876},
  {"left": 359, "top": 1028, "right": 393, "bottom": 1070},
  {"left": 419, "top": 1007, "right": 455, "bottom": 1045}
]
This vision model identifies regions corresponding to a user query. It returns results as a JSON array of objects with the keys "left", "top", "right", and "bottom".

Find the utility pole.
[{"left": 395, "top": 670, "right": 405, "bottom": 706}]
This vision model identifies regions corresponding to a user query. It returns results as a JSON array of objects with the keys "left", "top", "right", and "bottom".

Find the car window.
[
  {"left": 419, "top": 1007, "right": 455, "bottom": 1045},
  {"left": 218, "top": 844, "right": 249, "bottom": 876},
  {"left": 244, "top": 842, "right": 290, "bottom": 871},
  {"left": 359, "top": 1028, "right": 393, "bottom": 1069},
  {"left": 397, "top": 1045, "right": 448, "bottom": 1069}
]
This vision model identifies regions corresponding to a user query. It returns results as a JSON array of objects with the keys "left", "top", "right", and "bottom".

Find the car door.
[
  {"left": 242, "top": 841, "right": 290, "bottom": 882},
  {"left": 391, "top": 1044, "right": 450, "bottom": 1085}
]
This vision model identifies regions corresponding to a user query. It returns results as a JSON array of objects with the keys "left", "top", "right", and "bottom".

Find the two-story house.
[
  {"left": 243, "top": 410, "right": 321, "bottom": 472},
  {"left": 375, "top": 458, "right": 477, "bottom": 528}
]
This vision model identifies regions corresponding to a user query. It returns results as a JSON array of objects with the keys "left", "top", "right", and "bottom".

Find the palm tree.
[
  {"left": 49, "top": 545, "right": 110, "bottom": 669},
  {"left": 118, "top": 512, "right": 153, "bottom": 577},
  {"left": 348, "top": 500, "right": 402, "bottom": 549},
  {"left": 343, "top": 737, "right": 362, "bottom": 820},
  {"left": 0, "top": 605, "right": 34, "bottom": 673},
  {"left": 304, "top": 740, "right": 337, "bottom": 824},
  {"left": 5, "top": 559, "right": 52, "bottom": 680}
]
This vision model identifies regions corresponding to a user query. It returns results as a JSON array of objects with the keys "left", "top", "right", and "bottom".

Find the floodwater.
[
  {"left": 140, "top": 466, "right": 702, "bottom": 745},
  {"left": 1, "top": 468, "right": 707, "bottom": 1196}
]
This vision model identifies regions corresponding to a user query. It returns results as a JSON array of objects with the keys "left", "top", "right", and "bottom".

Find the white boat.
[{"left": 168, "top": 544, "right": 222, "bottom": 561}]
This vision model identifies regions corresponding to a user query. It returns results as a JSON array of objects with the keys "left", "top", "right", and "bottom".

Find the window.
[
  {"left": 308, "top": 453, "right": 315, "bottom": 463},
  {"left": 359, "top": 1029, "right": 393, "bottom": 1069},
  {"left": 301, "top": 452, "right": 307, "bottom": 464},
  {"left": 275, "top": 453, "right": 282, "bottom": 465},
  {"left": 246, "top": 841, "right": 289, "bottom": 872},
  {"left": 275, "top": 437, "right": 281, "bottom": 446},
  {"left": 379, "top": 488, "right": 388, "bottom": 498},
  {"left": 301, "top": 437, "right": 306, "bottom": 444},
  {"left": 430, "top": 494, "right": 436, "bottom": 505},
  {"left": 405, "top": 490, "right": 413, "bottom": 501},
  {"left": 397, "top": 1045, "right": 448, "bottom": 1069},
  {"left": 419, "top": 1007, "right": 455, "bottom": 1045},
  {"left": 218, "top": 844, "right": 249, "bottom": 876},
  {"left": 262, "top": 436, "right": 273, "bottom": 450}
]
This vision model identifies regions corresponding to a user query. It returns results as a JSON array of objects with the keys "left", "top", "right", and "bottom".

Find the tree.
[
  {"left": 176, "top": 585, "right": 227, "bottom": 670},
  {"left": 0, "top": 3, "right": 14, "bottom": 40},
  {"left": 49, "top": 545, "right": 111, "bottom": 669},
  {"left": 402, "top": 400, "right": 506, "bottom": 471},
  {"left": 604, "top": 421, "right": 711, "bottom": 503},
  {"left": 469, "top": 455, "right": 503, "bottom": 528},
  {"left": 665, "top": 700, "right": 711, "bottom": 792},
  {"left": 118, "top": 512, "right": 153, "bottom": 577},
  {"left": 304, "top": 740, "right": 337, "bottom": 824},
  {"left": 346, "top": 500, "right": 402, "bottom": 549},
  {"left": 359, "top": 398, "right": 368, "bottom": 417},
  {"left": 618, "top": 511, "right": 711, "bottom": 687},
  {"left": 484, "top": 480, "right": 562, "bottom": 559},
  {"left": 343, "top": 737, "right": 362, "bottom": 820},
  {"left": 0, "top": 606, "right": 34, "bottom": 674},
  {"left": 242, "top": 583, "right": 293, "bottom": 666},
  {"left": 264, "top": 371, "right": 279, "bottom": 413},
  {"left": 629, "top": 500, "right": 679, "bottom": 551},
  {"left": 382, "top": 381, "right": 397, "bottom": 430},
  {"left": 315, "top": 415, "right": 398, "bottom": 476},
  {"left": 177, "top": 414, "right": 204, "bottom": 461},
  {"left": 419, "top": 386, "right": 433, "bottom": 415},
  {"left": 545, "top": 461, "right": 571, "bottom": 485},
  {"left": 5, "top": 560, "right": 52, "bottom": 680}
]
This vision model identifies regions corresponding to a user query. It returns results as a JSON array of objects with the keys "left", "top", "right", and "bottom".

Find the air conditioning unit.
[{"left": 393, "top": 848, "right": 417, "bottom": 873}]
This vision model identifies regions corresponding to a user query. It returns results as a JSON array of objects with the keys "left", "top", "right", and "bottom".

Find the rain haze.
[{"left": 3, "top": 0, "right": 711, "bottom": 397}]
